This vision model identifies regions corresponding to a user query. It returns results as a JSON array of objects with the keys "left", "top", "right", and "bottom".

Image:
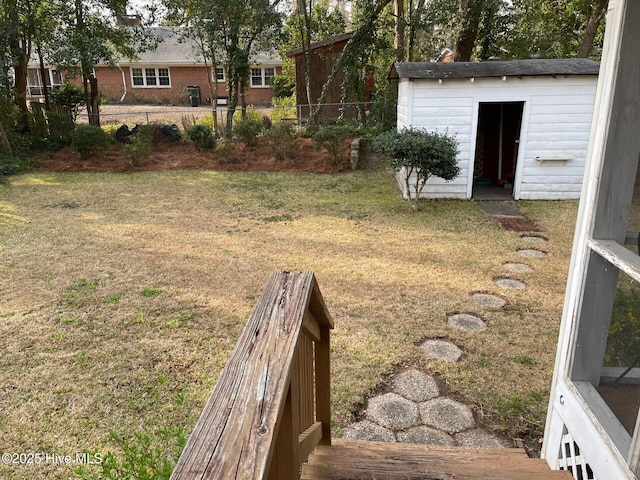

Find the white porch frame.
[{"left": 542, "top": 0, "right": 640, "bottom": 478}]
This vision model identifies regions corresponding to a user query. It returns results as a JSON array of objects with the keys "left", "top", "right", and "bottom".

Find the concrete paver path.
[{"left": 341, "top": 201, "right": 550, "bottom": 452}]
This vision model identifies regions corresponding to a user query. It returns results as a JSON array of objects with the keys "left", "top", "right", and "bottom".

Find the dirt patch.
[
  {"left": 492, "top": 215, "right": 539, "bottom": 232},
  {"left": 37, "top": 137, "right": 353, "bottom": 174}
]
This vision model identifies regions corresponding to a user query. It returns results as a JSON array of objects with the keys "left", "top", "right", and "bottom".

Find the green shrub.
[
  {"left": 136, "top": 124, "right": 154, "bottom": 141},
  {"left": 0, "top": 152, "right": 35, "bottom": 178},
  {"left": 233, "top": 117, "right": 263, "bottom": 147},
  {"left": 0, "top": 99, "right": 30, "bottom": 156},
  {"left": 373, "top": 128, "right": 459, "bottom": 208},
  {"left": 74, "top": 427, "right": 186, "bottom": 480},
  {"left": 46, "top": 112, "right": 74, "bottom": 151},
  {"left": 29, "top": 104, "right": 49, "bottom": 150},
  {"left": 72, "top": 373, "right": 186, "bottom": 480},
  {"left": 270, "top": 75, "right": 295, "bottom": 98},
  {"left": 186, "top": 124, "right": 216, "bottom": 151},
  {"left": 271, "top": 96, "right": 297, "bottom": 124},
  {"left": 196, "top": 113, "right": 213, "bottom": 128},
  {"left": 50, "top": 83, "right": 85, "bottom": 123},
  {"left": 232, "top": 105, "right": 263, "bottom": 125},
  {"left": 70, "top": 125, "right": 112, "bottom": 159},
  {"left": 300, "top": 123, "right": 319, "bottom": 138},
  {"left": 215, "top": 140, "right": 235, "bottom": 163},
  {"left": 312, "top": 124, "right": 357, "bottom": 166},
  {"left": 123, "top": 135, "right": 151, "bottom": 166},
  {"left": 267, "top": 121, "right": 298, "bottom": 160}
]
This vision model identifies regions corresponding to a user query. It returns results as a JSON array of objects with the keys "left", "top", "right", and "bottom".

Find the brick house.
[{"left": 27, "top": 26, "right": 283, "bottom": 106}]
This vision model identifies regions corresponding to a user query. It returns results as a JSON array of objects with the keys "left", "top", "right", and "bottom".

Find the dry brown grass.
[{"left": 0, "top": 169, "right": 578, "bottom": 478}]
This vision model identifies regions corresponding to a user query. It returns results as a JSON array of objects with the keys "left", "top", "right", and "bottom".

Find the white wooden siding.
[
  {"left": 396, "top": 75, "right": 597, "bottom": 199},
  {"left": 397, "top": 79, "right": 411, "bottom": 128}
]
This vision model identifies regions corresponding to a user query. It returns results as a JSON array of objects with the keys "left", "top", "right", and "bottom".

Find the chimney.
[{"left": 116, "top": 15, "right": 142, "bottom": 27}]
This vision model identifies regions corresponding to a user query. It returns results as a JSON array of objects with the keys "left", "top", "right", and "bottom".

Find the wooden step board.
[{"left": 301, "top": 439, "right": 571, "bottom": 480}]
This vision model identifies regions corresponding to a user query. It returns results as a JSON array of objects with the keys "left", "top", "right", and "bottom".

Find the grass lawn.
[{"left": 0, "top": 167, "right": 578, "bottom": 479}]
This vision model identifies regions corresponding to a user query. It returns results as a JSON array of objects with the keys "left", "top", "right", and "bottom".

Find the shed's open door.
[{"left": 472, "top": 102, "right": 523, "bottom": 199}]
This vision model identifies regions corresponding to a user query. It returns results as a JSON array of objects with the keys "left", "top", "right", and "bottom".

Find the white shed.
[{"left": 390, "top": 59, "right": 600, "bottom": 200}]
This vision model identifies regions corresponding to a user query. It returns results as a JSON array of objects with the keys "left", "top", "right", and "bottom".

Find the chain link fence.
[{"left": 77, "top": 101, "right": 392, "bottom": 132}]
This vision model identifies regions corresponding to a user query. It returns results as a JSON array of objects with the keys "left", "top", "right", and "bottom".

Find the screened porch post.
[{"left": 543, "top": 0, "right": 640, "bottom": 476}]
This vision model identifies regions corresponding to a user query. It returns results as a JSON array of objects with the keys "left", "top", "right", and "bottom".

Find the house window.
[
  {"left": 26, "top": 68, "right": 63, "bottom": 97},
  {"left": 131, "top": 67, "right": 170, "bottom": 87},
  {"left": 213, "top": 67, "right": 225, "bottom": 82},
  {"left": 132, "top": 68, "right": 144, "bottom": 86},
  {"left": 51, "top": 70, "right": 62, "bottom": 86},
  {"left": 27, "top": 68, "right": 42, "bottom": 96},
  {"left": 250, "top": 67, "right": 275, "bottom": 88},
  {"left": 158, "top": 68, "right": 170, "bottom": 86}
]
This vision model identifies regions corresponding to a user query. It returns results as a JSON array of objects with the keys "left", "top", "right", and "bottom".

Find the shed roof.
[
  {"left": 389, "top": 58, "right": 600, "bottom": 80},
  {"left": 286, "top": 32, "right": 353, "bottom": 58}
]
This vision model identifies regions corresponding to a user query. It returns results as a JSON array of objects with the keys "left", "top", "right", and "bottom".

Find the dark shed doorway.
[{"left": 473, "top": 102, "right": 524, "bottom": 199}]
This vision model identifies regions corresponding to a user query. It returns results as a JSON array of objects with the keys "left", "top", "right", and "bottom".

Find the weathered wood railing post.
[{"left": 170, "top": 271, "right": 333, "bottom": 480}]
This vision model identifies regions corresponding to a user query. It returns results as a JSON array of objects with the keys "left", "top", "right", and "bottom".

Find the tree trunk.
[
  {"left": 211, "top": 62, "right": 219, "bottom": 136},
  {"left": 297, "top": 0, "right": 315, "bottom": 123},
  {"left": 7, "top": 0, "right": 29, "bottom": 127},
  {"left": 226, "top": 78, "right": 238, "bottom": 138},
  {"left": 452, "top": 0, "right": 484, "bottom": 62},
  {"left": 240, "top": 78, "right": 247, "bottom": 120},
  {"left": 87, "top": 75, "right": 100, "bottom": 127},
  {"left": 312, "top": 0, "right": 393, "bottom": 123},
  {"left": 477, "top": 3, "right": 496, "bottom": 61},
  {"left": 577, "top": 0, "right": 607, "bottom": 58},
  {"left": 0, "top": 120, "right": 12, "bottom": 156},
  {"left": 394, "top": 0, "right": 406, "bottom": 61},
  {"left": 37, "top": 43, "right": 51, "bottom": 112},
  {"left": 196, "top": 28, "right": 218, "bottom": 136},
  {"left": 407, "top": 0, "right": 425, "bottom": 61},
  {"left": 12, "top": 42, "right": 29, "bottom": 129}
]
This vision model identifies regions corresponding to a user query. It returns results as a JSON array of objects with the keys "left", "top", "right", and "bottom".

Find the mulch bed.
[{"left": 37, "top": 137, "right": 352, "bottom": 174}]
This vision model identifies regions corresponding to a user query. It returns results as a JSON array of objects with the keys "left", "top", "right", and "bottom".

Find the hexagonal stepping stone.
[
  {"left": 522, "top": 235, "right": 548, "bottom": 244},
  {"left": 419, "top": 339, "right": 463, "bottom": 362},
  {"left": 341, "top": 420, "right": 397, "bottom": 442},
  {"left": 493, "top": 278, "right": 526, "bottom": 289},
  {"left": 470, "top": 293, "right": 506, "bottom": 308},
  {"left": 366, "top": 393, "right": 420, "bottom": 430},
  {"left": 503, "top": 262, "right": 533, "bottom": 274},
  {"left": 397, "top": 426, "right": 454, "bottom": 446},
  {"left": 392, "top": 369, "right": 439, "bottom": 402},
  {"left": 447, "top": 313, "right": 487, "bottom": 332},
  {"left": 518, "top": 248, "right": 547, "bottom": 258},
  {"left": 419, "top": 398, "right": 476, "bottom": 434},
  {"left": 455, "top": 428, "right": 512, "bottom": 448}
]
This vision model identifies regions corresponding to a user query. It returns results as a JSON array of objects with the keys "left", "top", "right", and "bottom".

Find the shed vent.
[{"left": 557, "top": 427, "right": 596, "bottom": 480}]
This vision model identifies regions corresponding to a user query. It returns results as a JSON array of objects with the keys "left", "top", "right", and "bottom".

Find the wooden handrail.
[{"left": 170, "top": 271, "right": 334, "bottom": 480}]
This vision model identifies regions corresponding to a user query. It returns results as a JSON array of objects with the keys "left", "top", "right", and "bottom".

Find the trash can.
[{"left": 187, "top": 85, "right": 200, "bottom": 107}]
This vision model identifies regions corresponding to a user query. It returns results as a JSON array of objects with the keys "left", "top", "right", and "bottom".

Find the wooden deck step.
[{"left": 301, "top": 439, "right": 571, "bottom": 480}]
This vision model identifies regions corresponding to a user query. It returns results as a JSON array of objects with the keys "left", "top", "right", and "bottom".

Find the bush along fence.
[{"left": 77, "top": 101, "right": 391, "bottom": 133}]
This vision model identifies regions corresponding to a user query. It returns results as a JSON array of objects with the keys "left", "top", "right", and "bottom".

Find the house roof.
[
  {"left": 28, "top": 26, "right": 281, "bottom": 68},
  {"left": 389, "top": 58, "right": 600, "bottom": 80},
  {"left": 286, "top": 32, "right": 353, "bottom": 57},
  {"left": 27, "top": 26, "right": 281, "bottom": 68},
  {"left": 124, "top": 27, "right": 201, "bottom": 65},
  {"left": 121, "top": 27, "right": 281, "bottom": 66}
]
